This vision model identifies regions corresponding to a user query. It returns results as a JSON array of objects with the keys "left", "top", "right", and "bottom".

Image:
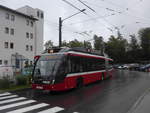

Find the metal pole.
[
  {"left": 59, "top": 17, "right": 62, "bottom": 48},
  {"left": 58, "top": 9, "right": 85, "bottom": 48}
]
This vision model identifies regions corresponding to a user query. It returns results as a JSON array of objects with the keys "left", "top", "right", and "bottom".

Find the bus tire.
[
  {"left": 76, "top": 77, "right": 83, "bottom": 88},
  {"left": 101, "top": 73, "right": 105, "bottom": 80}
]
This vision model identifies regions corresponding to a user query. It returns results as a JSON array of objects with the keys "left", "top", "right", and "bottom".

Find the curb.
[
  {"left": 0, "top": 87, "right": 31, "bottom": 93},
  {"left": 127, "top": 88, "right": 150, "bottom": 113},
  {"left": 9, "top": 87, "right": 32, "bottom": 93}
]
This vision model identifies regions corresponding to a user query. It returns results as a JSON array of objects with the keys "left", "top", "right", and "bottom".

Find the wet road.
[{"left": 1, "top": 70, "right": 150, "bottom": 113}]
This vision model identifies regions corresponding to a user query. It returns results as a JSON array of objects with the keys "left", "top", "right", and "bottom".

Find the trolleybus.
[{"left": 31, "top": 48, "right": 113, "bottom": 91}]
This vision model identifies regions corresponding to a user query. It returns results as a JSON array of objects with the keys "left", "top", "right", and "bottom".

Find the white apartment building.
[{"left": 0, "top": 5, "right": 44, "bottom": 70}]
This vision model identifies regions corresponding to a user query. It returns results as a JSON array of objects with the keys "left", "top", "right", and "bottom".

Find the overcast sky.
[{"left": 1, "top": 0, "right": 150, "bottom": 45}]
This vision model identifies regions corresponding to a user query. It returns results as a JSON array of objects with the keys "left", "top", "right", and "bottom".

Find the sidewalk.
[{"left": 129, "top": 89, "right": 150, "bottom": 113}]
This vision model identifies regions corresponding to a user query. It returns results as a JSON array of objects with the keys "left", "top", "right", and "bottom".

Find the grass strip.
[{"left": 0, "top": 85, "right": 31, "bottom": 93}]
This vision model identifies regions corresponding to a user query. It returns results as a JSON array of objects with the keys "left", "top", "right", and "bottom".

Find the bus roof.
[
  {"left": 66, "top": 51, "right": 113, "bottom": 61},
  {"left": 38, "top": 50, "right": 113, "bottom": 61}
]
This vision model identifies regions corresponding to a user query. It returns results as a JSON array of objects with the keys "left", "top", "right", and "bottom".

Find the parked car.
[
  {"left": 139, "top": 64, "right": 150, "bottom": 72},
  {"left": 113, "top": 64, "right": 120, "bottom": 69},
  {"left": 128, "top": 63, "right": 140, "bottom": 71},
  {"left": 117, "top": 65, "right": 128, "bottom": 69}
]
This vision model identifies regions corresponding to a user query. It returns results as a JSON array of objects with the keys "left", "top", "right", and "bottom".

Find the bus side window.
[
  {"left": 63, "top": 57, "right": 68, "bottom": 74},
  {"left": 68, "top": 56, "right": 76, "bottom": 73},
  {"left": 68, "top": 56, "right": 72, "bottom": 73}
]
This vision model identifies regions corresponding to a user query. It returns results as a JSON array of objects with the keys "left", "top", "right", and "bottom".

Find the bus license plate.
[{"left": 36, "top": 86, "right": 43, "bottom": 89}]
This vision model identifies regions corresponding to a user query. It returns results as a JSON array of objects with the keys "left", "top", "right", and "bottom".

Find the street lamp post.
[
  {"left": 59, "top": 9, "right": 86, "bottom": 47},
  {"left": 59, "top": 17, "right": 62, "bottom": 47}
]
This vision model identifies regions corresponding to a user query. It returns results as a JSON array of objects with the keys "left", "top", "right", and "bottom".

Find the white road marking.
[
  {"left": 7, "top": 103, "right": 49, "bottom": 113},
  {"left": 0, "top": 95, "right": 18, "bottom": 100},
  {"left": 38, "top": 106, "right": 64, "bottom": 113},
  {"left": 0, "top": 92, "right": 11, "bottom": 97},
  {"left": 0, "top": 92, "right": 66, "bottom": 113},
  {"left": 0, "top": 97, "right": 26, "bottom": 104},
  {"left": 0, "top": 100, "right": 36, "bottom": 110}
]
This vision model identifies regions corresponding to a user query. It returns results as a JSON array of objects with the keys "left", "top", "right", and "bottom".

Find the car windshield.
[{"left": 33, "top": 55, "right": 61, "bottom": 77}]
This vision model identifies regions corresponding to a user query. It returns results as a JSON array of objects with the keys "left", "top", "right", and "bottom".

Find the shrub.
[
  {"left": 15, "top": 75, "right": 28, "bottom": 86},
  {"left": 26, "top": 75, "right": 32, "bottom": 84},
  {"left": 0, "top": 77, "right": 10, "bottom": 89}
]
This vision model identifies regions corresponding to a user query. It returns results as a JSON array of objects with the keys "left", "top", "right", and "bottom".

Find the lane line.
[
  {"left": 0, "top": 92, "right": 11, "bottom": 97},
  {"left": 0, "top": 95, "right": 18, "bottom": 100},
  {"left": 7, "top": 103, "right": 49, "bottom": 113},
  {"left": 0, "top": 97, "right": 26, "bottom": 104},
  {"left": 38, "top": 106, "right": 64, "bottom": 113},
  {"left": 0, "top": 100, "right": 36, "bottom": 110}
]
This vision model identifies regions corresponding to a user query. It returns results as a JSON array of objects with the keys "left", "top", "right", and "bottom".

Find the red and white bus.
[{"left": 32, "top": 48, "right": 114, "bottom": 91}]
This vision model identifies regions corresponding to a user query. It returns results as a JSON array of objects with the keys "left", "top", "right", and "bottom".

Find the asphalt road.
[{"left": 1, "top": 70, "right": 150, "bottom": 113}]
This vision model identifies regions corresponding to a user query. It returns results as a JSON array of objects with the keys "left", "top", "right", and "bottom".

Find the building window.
[
  {"left": 0, "top": 60, "right": 2, "bottom": 65},
  {"left": 4, "top": 42, "right": 9, "bottom": 48},
  {"left": 4, "top": 60, "right": 8, "bottom": 65},
  {"left": 41, "top": 13, "right": 44, "bottom": 19},
  {"left": 30, "top": 33, "right": 33, "bottom": 39},
  {"left": 31, "top": 21, "right": 33, "bottom": 27},
  {"left": 10, "top": 28, "right": 14, "bottom": 35},
  {"left": 5, "top": 27, "right": 9, "bottom": 34},
  {"left": 37, "top": 11, "right": 40, "bottom": 17},
  {"left": 6, "top": 13, "right": 9, "bottom": 19},
  {"left": 30, "top": 45, "right": 33, "bottom": 51},
  {"left": 26, "top": 32, "right": 29, "bottom": 38},
  {"left": 26, "top": 45, "right": 29, "bottom": 51},
  {"left": 26, "top": 20, "right": 29, "bottom": 25},
  {"left": 11, "top": 15, "right": 15, "bottom": 21},
  {"left": 10, "top": 43, "right": 14, "bottom": 49}
]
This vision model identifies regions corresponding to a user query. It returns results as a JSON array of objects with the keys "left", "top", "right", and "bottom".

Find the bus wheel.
[{"left": 77, "top": 77, "right": 83, "bottom": 88}]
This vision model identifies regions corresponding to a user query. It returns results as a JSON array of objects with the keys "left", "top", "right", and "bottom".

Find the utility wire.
[
  {"left": 77, "top": 0, "right": 96, "bottom": 12},
  {"left": 69, "top": 13, "right": 115, "bottom": 25},
  {"left": 98, "top": 0, "right": 150, "bottom": 23},
  {"left": 62, "top": 0, "right": 87, "bottom": 15},
  {"left": 62, "top": 0, "right": 105, "bottom": 23}
]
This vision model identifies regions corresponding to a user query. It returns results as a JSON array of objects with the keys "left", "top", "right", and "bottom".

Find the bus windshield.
[{"left": 33, "top": 55, "right": 61, "bottom": 77}]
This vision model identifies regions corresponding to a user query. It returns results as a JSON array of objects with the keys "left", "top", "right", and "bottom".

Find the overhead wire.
[
  {"left": 97, "top": 0, "right": 150, "bottom": 24},
  {"left": 62, "top": 0, "right": 105, "bottom": 27},
  {"left": 45, "top": 18, "right": 94, "bottom": 41},
  {"left": 69, "top": 13, "right": 115, "bottom": 25},
  {"left": 77, "top": 0, "right": 96, "bottom": 12}
]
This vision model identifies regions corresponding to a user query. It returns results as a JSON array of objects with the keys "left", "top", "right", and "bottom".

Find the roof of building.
[{"left": 0, "top": 5, "right": 38, "bottom": 20}]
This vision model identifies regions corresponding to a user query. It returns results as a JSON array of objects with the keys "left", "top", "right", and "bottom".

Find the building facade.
[{"left": 0, "top": 5, "right": 44, "bottom": 70}]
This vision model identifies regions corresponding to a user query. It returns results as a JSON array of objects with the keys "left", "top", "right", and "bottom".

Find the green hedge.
[
  {"left": 0, "top": 77, "right": 10, "bottom": 89},
  {"left": 0, "top": 75, "right": 31, "bottom": 90},
  {"left": 15, "top": 75, "right": 28, "bottom": 85}
]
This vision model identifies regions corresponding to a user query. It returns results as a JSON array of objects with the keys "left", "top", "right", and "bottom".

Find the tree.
[
  {"left": 61, "top": 40, "right": 69, "bottom": 47},
  {"left": 68, "top": 39, "right": 84, "bottom": 48},
  {"left": 44, "top": 40, "right": 53, "bottom": 50},
  {"left": 105, "top": 35, "right": 128, "bottom": 63},
  {"left": 117, "top": 30, "right": 123, "bottom": 39},
  {"left": 126, "top": 34, "right": 140, "bottom": 62},
  {"left": 93, "top": 35, "right": 104, "bottom": 55},
  {"left": 129, "top": 34, "right": 139, "bottom": 50},
  {"left": 84, "top": 41, "right": 92, "bottom": 49},
  {"left": 138, "top": 27, "right": 150, "bottom": 60}
]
